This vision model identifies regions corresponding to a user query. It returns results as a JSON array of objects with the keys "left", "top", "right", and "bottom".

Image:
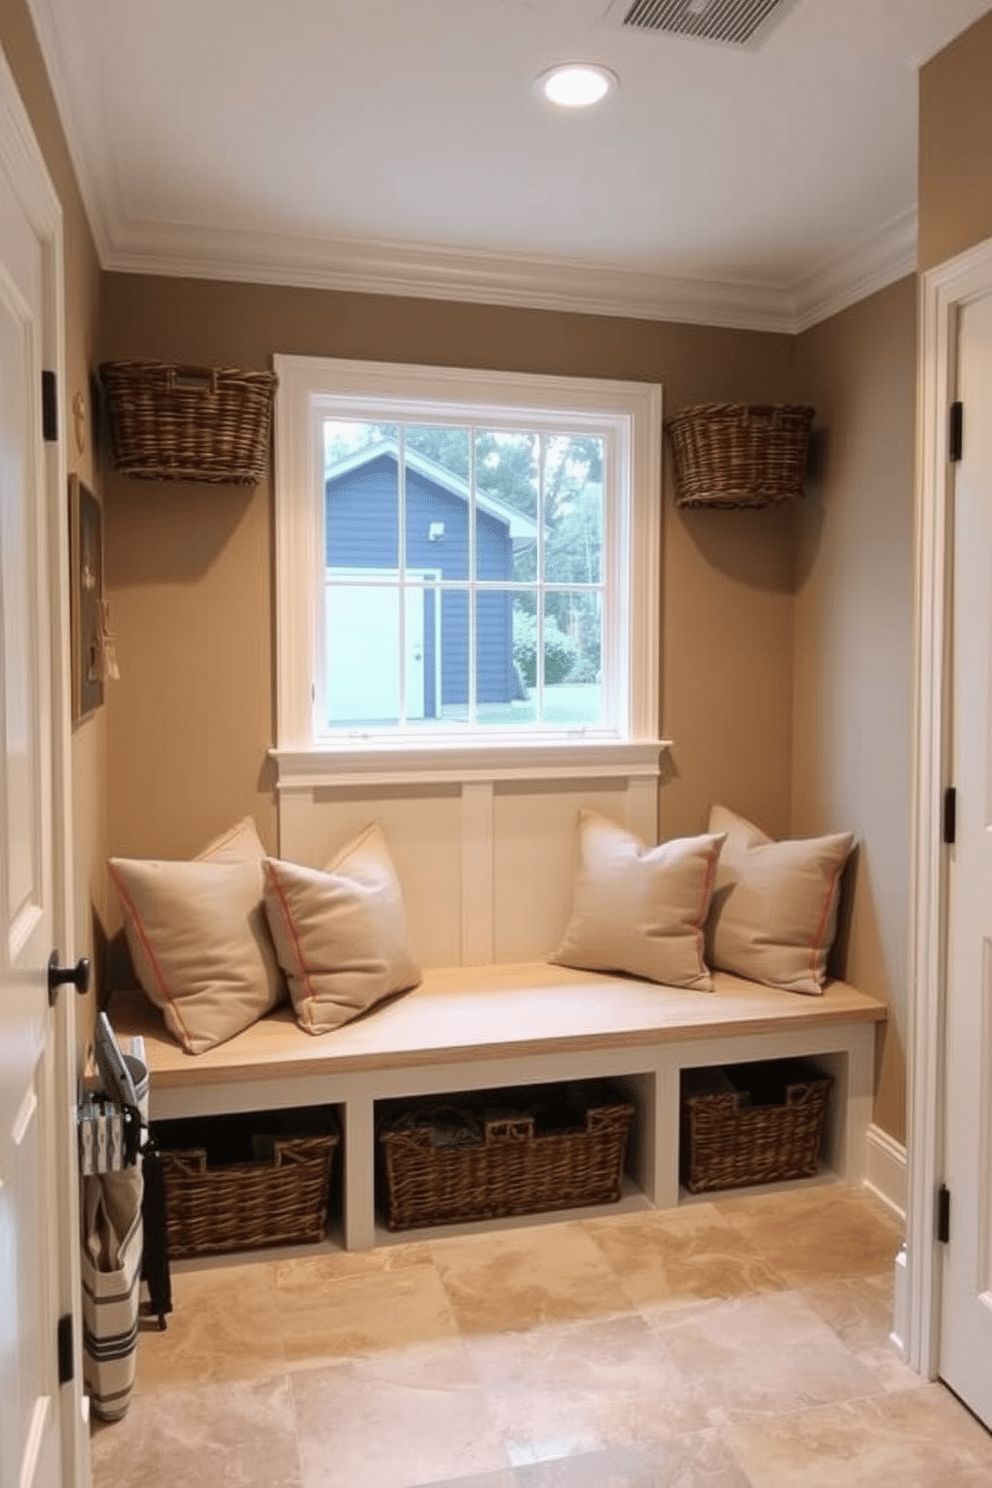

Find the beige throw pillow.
[
  {"left": 109, "top": 856, "right": 285, "bottom": 1054},
  {"left": 549, "top": 809, "right": 725, "bottom": 990},
  {"left": 706, "top": 804, "right": 854, "bottom": 995},
  {"left": 262, "top": 823, "right": 421, "bottom": 1035},
  {"left": 109, "top": 816, "right": 284, "bottom": 1054},
  {"left": 198, "top": 815, "right": 268, "bottom": 864}
]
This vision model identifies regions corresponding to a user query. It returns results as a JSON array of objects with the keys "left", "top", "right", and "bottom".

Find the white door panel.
[
  {"left": 0, "top": 98, "right": 73, "bottom": 1488},
  {"left": 941, "top": 288, "right": 992, "bottom": 1428}
]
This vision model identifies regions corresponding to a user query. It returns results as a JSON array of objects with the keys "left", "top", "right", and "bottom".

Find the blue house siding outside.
[{"left": 325, "top": 451, "right": 521, "bottom": 713}]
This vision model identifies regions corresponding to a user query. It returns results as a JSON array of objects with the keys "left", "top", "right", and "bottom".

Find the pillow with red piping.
[
  {"left": 262, "top": 823, "right": 421, "bottom": 1035},
  {"left": 705, "top": 804, "right": 854, "bottom": 996},
  {"left": 548, "top": 808, "right": 725, "bottom": 990},
  {"left": 108, "top": 817, "right": 284, "bottom": 1054}
]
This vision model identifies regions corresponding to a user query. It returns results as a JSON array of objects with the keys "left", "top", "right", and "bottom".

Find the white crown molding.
[
  {"left": 791, "top": 208, "right": 918, "bottom": 332},
  {"left": 101, "top": 210, "right": 919, "bottom": 334},
  {"left": 103, "top": 218, "right": 802, "bottom": 333},
  {"left": 24, "top": 0, "right": 117, "bottom": 262}
]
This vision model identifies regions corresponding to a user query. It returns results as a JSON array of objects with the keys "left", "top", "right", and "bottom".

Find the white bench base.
[{"left": 108, "top": 961, "right": 887, "bottom": 1252}]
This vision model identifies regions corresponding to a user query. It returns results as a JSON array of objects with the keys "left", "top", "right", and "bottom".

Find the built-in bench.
[{"left": 108, "top": 959, "right": 887, "bottom": 1252}]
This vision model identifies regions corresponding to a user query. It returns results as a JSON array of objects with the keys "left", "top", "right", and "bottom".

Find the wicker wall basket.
[
  {"left": 379, "top": 1088, "right": 634, "bottom": 1231},
  {"left": 99, "top": 360, "right": 278, "bottom": 485},
  {"left": 665, "top": 402, "right": 815, "bottom": 509},
  {"left": 159, "top": 1133, "right": 338, "bottom": 1259},
  {"left": 680, "top": 1061, "right": 831, "bottom": 1194}
]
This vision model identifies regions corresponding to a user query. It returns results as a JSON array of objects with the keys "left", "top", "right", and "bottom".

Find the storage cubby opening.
[
  {"left": 375, "top": 1077, "right": 636, "bottom": 1232},
  {"left": 679, "top": 1057, "right": 833, "bottom": 1196},
  {"left": 151, "top": 1103, "right": 341, "bottom": 1164},
  {"left": 151, "top": 1104, "right": 344, "bottom": 1259}
]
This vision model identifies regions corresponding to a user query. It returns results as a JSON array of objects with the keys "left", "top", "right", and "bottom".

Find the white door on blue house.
[
  {"left": 941, "top": 285, "right": 992, "bottom": 1431},
  {"left": 0, "top": 91, "right": 79, "bottom": 1488},
  {"left": 324, "top": 570, "right": 427, "bottom": 723}
]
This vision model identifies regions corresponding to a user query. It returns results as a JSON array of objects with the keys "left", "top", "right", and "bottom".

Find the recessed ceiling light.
[{"left": 535, "top": 63, "right": 618, "bottom": 109}]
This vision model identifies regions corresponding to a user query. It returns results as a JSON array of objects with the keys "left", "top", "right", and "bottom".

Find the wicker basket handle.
[
  {"left": 162, "top": 1148, "right": 209, "bottom": 1175},
  {"left": 784, "top": 1082, "right": 822, "bottom": 1106},
  {"left": 167, "top": 364, "right": 220, "bottom": 397},
  {"left": 484, "top": 1116, "right": 534, "bottom": 1144},
  {"left": 271, "top": 1135, "right": 333, "bottom": 1167}
]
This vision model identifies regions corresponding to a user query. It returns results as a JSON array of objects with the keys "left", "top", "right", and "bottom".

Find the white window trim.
[{"left": 272, "top": 354, "right": 666, "bottom": 787}]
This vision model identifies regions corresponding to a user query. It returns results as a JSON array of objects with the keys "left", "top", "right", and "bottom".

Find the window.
[{"left": 274, "top": 357, "right": 662, "bottom": 780}]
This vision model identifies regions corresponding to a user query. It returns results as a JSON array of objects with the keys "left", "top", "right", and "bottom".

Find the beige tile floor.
[{"left": 90, "top": 1185, "right": 992, "bottom": 1488}]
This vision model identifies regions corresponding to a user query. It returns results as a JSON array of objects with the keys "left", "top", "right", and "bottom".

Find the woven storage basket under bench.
[
  {"left": 378, "top": 1081, "right": 634, "bottom": 1231},
  {"left": 153, "top": 1107, "right": 339, "bottom": 1259},
  {"left": 679, "top": 1059, "right": 832, "bottom": 1194}
]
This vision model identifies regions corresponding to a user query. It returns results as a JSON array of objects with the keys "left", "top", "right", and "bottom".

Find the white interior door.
[
  {"left": 0, "top": 261, "right": 63, "bottom": 1482},
  {"left": 940, "top": 287, "right": 992, "bottom": 1428},
  {"left": 325, "top": 571, "right": 426, "bottom": 722}
]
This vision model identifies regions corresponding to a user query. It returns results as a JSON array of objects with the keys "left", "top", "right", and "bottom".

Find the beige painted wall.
[
  {"left": 793, "top": 276, "right": 916, "bottom": 1143},
  {"left": 99, "top": 275, "right": 799, "bottom": 877},
  {"left": 1, "top": 0, "right": 105, "bottom": 1039},
  {"left": 5, "top": 0, "right": 917, "bottom": 1148},
  {"left": 920, "top": 7, "right": 992, "bottom": 271}
]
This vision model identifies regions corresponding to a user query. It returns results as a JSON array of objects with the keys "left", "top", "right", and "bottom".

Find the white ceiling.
[{"left": 25, "top": 0, "right": 992, "bottom": 331}]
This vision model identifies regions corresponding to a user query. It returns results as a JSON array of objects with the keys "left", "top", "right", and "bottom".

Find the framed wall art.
[{"left": 69, "top": 474, "right": 108, "bottom": 722}]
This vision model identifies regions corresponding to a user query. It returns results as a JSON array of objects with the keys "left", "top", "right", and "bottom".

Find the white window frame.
[{"left": 272, "top": 355, "right": 665, "bottom": 787}]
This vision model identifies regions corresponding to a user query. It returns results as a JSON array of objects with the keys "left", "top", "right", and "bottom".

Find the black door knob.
[{"left": 48, "top": 952, "right": 90, "bottom": 1006}]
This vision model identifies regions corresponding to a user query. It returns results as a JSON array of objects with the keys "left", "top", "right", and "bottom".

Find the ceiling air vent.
[{"left": 614, "top": 0, "right": 797, "bottom": 49}]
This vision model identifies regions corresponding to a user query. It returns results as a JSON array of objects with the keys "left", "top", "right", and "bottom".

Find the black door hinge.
[
  {"left": 943, "top": 786, "right": 957, "bottom": 845},
  {"left": 57, "top": 1313, "right": 73, "bottom": 1385},
  {"left": 937, "top": 1184, "right": 951, "bottom": 1244},
  {"left": 950, "top": 401, "right": 963, "bottom": 462},
  {"left": 41, "top": 370, "right": 57, "bottom": 443}
]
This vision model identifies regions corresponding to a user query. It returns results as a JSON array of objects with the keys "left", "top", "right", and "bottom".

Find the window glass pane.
[
  {"left": 324, "top": 582, "right": 400, "bottom": 725},
  {"left": 475, "top": 430, "right": 538, "bottom": 582},
  {"left": 436, "top": 589, "right": 469, "bottom": 725},
  {"left": 404, "top": 425, "right": 469, "bottom": 581},
  {"left": 542, "top": 591, "right": 602, "bottom": 726},
  {"left": 324, "top": 418, "right": 399, "bottom": 570},
  {"left": 543, "top": 435, "right": 604, "bottom": 584},
  {"left": 473, "top": 590, "right": 537, "bottom": 727}
]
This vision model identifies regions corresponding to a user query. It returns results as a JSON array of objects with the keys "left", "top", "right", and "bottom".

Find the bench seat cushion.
[{"left": 107, "top": 961, "right": 887, "bottom": 1093}]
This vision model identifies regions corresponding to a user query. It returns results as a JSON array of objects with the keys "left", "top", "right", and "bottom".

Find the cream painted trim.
[
  {"left": 791, "top": 209, "right": 917, "bottom": 332},
  {"left": 273, "top": 354, "right": 662, "bottom": 759},
  {"left": 105, "top": 221, "right": 798, "bottom": 332},
  {"left": 98, "top": 213, "right": 917, "bottom": 334},
  {"left": 863, "top": 1123, "right": 907, "bottom": 1222},
  {"left": 23, "top": 0, "right": 114, "bottom": 261},
  {"left": 270, "top": 739, "right": 670, "bottom": 790},
  {"left": 910, "top": 234, "right": 992, "bottom": 1383},
  {"left": 20, "top": 1396, "right": 51, "bottom": 1488},
  {"left": 891, "top": 1244, "right": 909, "bottom": 1356}
]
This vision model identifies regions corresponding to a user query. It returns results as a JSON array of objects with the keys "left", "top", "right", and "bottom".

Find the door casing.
[{"left": 908, "top": 233, "right": 992, "bottom": 1382}]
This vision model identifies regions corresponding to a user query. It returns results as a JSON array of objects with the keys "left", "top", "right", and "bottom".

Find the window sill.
[{"left": 270, "top": 738, "right": 671, "bottom": 790}]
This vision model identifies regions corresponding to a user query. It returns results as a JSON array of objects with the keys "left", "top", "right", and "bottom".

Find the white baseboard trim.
[
  {"left": 863, "top": 1122, "right": 907, "bottom": 1222},
  {"left": 890, "top": 1244, "right": 908, "bottom": 1356}
]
